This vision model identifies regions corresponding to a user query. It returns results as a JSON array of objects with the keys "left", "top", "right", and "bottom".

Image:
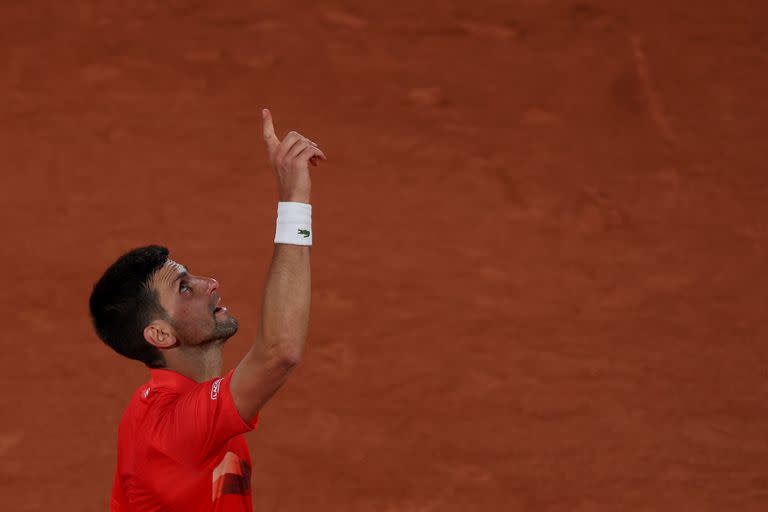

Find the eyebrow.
[{"left": 171, "top": 269, "right": 189, "bottom": 286}]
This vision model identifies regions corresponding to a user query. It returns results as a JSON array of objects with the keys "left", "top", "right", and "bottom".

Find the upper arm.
[{"left": 229, "top": 335, "right": 299, "bottom": 422}]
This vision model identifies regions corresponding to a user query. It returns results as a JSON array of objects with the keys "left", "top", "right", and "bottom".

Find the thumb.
[{"left": 262, "top": 108, "right": 279, "bottom": 154}]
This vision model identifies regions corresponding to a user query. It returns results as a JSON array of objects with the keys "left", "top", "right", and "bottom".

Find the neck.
[{"left": 161, "top": 341, "right": 225, "bottom": 383}]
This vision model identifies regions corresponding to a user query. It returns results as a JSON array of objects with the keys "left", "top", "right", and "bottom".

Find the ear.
[{"left": 143, "top": 320, "right": 178, "bottom": 350}]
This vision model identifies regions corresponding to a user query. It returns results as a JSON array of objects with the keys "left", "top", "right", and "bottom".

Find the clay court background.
[{"left": 2, "top": 1, "right": 768, "bottom": 510}]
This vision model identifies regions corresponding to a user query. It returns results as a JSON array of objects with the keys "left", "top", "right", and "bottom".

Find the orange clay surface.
[{"left": 2, "top": 1, "right": 768, "bottom": 510}]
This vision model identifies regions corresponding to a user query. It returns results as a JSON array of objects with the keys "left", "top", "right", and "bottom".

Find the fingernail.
[{"left": 262, "top": 108, "right": 269, "bottom": 118}]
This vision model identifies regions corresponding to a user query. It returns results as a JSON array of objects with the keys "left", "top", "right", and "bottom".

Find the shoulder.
[{"left": 118, "top": 380, "right": 175, "bottom": 429}]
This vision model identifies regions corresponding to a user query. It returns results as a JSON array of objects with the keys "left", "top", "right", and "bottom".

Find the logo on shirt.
[
  {"left": 298, "top": 229, "right": 310, "bottom": 238},
  {"left": 210, "top": 378, "right": 223, "bottom": 400},
  {"left": 212, "top": 451, "right": 251, "bottom": 501}
]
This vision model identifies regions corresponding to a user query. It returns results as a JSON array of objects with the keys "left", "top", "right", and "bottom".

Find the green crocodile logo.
[{"left": 298, "top": 229, "right": 311, "bottom": 238}]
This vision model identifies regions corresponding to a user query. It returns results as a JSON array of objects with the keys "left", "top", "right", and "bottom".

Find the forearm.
[{"left": 258, "top": 243, "right": 311, "bottom": 361}]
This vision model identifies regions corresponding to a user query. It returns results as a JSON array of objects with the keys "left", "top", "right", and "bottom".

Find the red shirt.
[{"left": 111, "top": 369, "right": 259, "bottom": 512}]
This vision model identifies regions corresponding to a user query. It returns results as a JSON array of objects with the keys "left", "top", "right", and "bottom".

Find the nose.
[{"left": 206, "top": 277, "right": 219, "bottom": 295}]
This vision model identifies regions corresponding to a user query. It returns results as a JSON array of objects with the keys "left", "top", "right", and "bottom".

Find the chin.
[{"left": 213, "top": 316, "right": 239, "bottom": 341}]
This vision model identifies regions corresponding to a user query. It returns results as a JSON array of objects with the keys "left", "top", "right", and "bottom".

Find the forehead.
[
  {"left": 165, "top": 259, "right": 187, "bottom": 275},
  {"left": 151, "top": 258, "right": 188, "bottom": 289}
]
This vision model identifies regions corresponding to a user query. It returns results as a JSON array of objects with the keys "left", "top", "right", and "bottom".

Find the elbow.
[
  {"left": 262, "top": 328, "right": 306, "bottom": 367},
  {"left": 278, "top": 351, "right": 301, "bottom": 368},
  {"left": 274, "top": 341, "right": 303, "bottom": 368}
]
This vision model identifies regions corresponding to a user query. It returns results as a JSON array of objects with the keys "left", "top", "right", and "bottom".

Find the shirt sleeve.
[{"left": 149, "top": 369, "right": 259, "bottom": 465}]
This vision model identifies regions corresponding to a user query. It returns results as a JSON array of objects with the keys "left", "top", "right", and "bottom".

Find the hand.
[{"left": 262, "top": 108, "right": 327, "bottom": 203}]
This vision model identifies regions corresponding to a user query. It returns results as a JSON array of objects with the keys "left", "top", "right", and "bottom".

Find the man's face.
[{"left": 150, "top": 259, "right": 238, "bottom": 346}]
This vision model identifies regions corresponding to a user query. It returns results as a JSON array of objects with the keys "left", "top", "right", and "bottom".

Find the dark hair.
[{"left": 89, "top": 245, "right": 170, "bottom": 368}]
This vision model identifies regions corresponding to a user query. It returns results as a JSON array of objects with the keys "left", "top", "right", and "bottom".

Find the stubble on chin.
[
  {"left": 172, "top": 314, "right": 239, "bottom": 347},
  {"left": 211, "top": 315, "right": 238, "bottom": 344}
]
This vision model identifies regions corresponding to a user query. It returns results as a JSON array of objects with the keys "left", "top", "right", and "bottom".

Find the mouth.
[{"left": 213, "top": 297, "right": 227, "bottom": 315}]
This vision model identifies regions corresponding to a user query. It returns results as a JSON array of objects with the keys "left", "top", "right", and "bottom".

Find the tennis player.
[{"left": 89, "top": 109, "right": 326, "bottom": 511}]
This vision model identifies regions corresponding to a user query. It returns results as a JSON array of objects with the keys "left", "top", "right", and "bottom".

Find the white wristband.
[{"left": 274, "top": 202, "right": 312, "bottom": 246}]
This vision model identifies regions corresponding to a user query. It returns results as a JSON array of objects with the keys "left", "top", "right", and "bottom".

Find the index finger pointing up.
[{"left": 262, "top": 108, "right": 279, "bottom": 154}]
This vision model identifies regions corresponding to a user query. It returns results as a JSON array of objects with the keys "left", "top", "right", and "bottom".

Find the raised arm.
[{"left": 230, "top": 109, "right": 327, "bottom": 421}]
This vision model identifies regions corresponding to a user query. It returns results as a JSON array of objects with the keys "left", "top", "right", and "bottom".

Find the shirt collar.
[{"left": 149, "top": 369, "right": 200, "bottom": 392}]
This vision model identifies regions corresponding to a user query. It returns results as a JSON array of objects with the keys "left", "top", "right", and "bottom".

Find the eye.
[{"left": 179, "top": 282, "right": 191, "bottom": 293}]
